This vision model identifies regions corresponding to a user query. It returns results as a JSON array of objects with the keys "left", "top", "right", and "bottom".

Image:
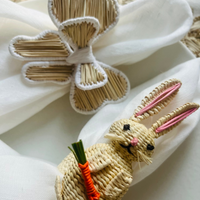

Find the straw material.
[
  {"left": 73, "top": 67, "right": 128, "bottom": 112},
  {"left": 25, "top": 64, "right": 74, "bottom": 82},
  {"left": 107, "top": 119, "right": 154, "bottom": 164},
  {"left": 9, "top": 0, "right": 129, "bottom": 114},
  {"left": 55, "top": 176, "right": 63, "bottom": 200},
  {"left": 87, "top": 151, "right": 112, "bottom": 173},
  {"left": 62, "top": 21, "right": 97, "bottom": 48},
  {"left": 182, "top": 16, "right": 200, "bottom": 58},
  {"left": 57, "top": 142, "right": 133, "bottom": 200},
  {"left": 80, "top": 64, "right": 104, "bottom": 85},
  {"left": 150, "top": 102, "right": 199, "bottom": 138},
  {"left": 131, "top": 79, "right": 182, "bottom": 122},
  {"left": 13, "top": 33, "right": 69, "bottom": 58},
  {"left": 50, "top": 0, "right": 118, "bottom": 34}
]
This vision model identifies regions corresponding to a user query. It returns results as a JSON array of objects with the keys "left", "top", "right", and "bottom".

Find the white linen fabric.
[
  {"left": 0, "top": 58, "right": 200, "bottom": 199},
  {"left": 187, "top": 0, "right": 200, "bottom": 16},
  {"left": 0, "top": 0, "right": 199, "bottom": 199},
  {"left": 0, "top": 141, "right": 63, "bottom": 200},
  {"left": 0, "top": 0, "right": 193, "bottom": 134}
]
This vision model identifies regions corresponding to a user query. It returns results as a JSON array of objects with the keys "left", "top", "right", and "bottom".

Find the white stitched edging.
[
  {"left": 74, "top": 60, "right": 108, "bottom": 91},
  {"left": 9, "top": 30, "right": 72, "bottom": 61},
  {"left": 22, "top": 61, "right": 74, "bottom": 85},
  {"left": 48, "top": 0, "right": 120, "bottom": 43},
  {"left": 58, "top": 17, "right": 100, "bottom": 51},
  {"left": 70, "top": 61, "right": 130, "bottom": 115},
  {"left": 48, "top": 0, "right": 60, "bottom": 28}
]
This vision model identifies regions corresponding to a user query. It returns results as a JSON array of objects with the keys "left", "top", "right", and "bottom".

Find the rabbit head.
[{"left": 105, "top": 79, "right": 199, "bottom": 164}]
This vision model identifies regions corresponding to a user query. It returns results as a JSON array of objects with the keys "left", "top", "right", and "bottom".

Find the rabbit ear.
[
  {"left": 149, "top": 103, "right": 199, "bottom": 138},
  {"left": 130, "top": 79, "right": 182, "bottom": 122}
]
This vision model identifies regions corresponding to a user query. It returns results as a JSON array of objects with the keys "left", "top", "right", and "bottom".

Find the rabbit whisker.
[
  {"left": 138, "top": 151, "right": 152, "bottom": 165},
  {"left": 137, "top": 151, "right": 141, "bottom": 170}
]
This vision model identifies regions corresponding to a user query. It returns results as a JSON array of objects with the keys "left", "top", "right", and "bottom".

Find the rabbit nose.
[
  {"left": 131, "top": 138, "right": 138, "bottom": 146},
  {"left": 147, "top": 144, "right": 154, "bottom": 151}
]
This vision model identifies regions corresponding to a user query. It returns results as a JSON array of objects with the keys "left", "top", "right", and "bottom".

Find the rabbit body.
[
  {"left": 56, "top": 141, "right": 134, "bottom": 200},
  {"left": 55, "top": 79, "right": 199, "bottom": 200}
]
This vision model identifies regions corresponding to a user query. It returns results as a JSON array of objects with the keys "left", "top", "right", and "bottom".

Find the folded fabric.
[
  {"left": 0, "top": 58, "right": 199, "bottom": 199},
  {"left": 0, "top": 142, "right": 63, "bottom": 200},
  {"left": 0, "top": 0, "right": 193, "bottom": 134},
  {"left": 186, "top": 0, "right": 200, "bottom": 16}
]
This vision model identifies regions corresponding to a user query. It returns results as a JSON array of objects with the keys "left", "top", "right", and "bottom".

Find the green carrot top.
[{"left": 68, "top": 140, "right": 87, "bottom": 165}]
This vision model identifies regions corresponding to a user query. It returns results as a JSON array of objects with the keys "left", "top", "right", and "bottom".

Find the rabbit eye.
[
  {"left": 123, "top": 124, "right": 130, "bottom": 131},
  {"left": 147, "top": 144, "right": 154, "bottom": 151}
]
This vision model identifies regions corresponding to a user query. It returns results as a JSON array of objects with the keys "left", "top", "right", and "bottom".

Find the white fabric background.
[
  {"left": 0, "top": 140, "right": 62, "bottom": 200},
  {"left": 187, "top": 0, "right": 200, "bottom": 16},
  {"left": 0, "top": 0, "right": 193, "bottom": 134},
  {"left": 0, "top": 0, "right": 200, "bottom": 199},
  {"left": 1, "top": 58, "right": 200, "bottom": 199}
]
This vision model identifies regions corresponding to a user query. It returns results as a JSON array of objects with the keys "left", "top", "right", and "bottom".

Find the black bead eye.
[
  {"left": 123, "top": 124, "right": 130, "bottom": 131},
  {"left": 147, "top": 144, "right": 154, "bottom": 151}
]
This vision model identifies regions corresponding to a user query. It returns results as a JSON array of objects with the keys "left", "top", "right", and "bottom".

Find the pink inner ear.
[
  {"left": 135, "top": 83, "right": 181, "bottom": 117},
  {"left": 155, "top": 107, "right": 197, "bottom": 133}
]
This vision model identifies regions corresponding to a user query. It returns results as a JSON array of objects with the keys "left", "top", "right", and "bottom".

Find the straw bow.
[{"left": 9, "top": 0, "right": 130, "bottom": 114}]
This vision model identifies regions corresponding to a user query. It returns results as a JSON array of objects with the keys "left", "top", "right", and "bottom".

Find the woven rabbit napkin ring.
[
  {"left": 56, "top": 79, "right": 199, "bottom": 200},
  {"left": 9, "top": 0, "right": 130, "bottom": 114}
]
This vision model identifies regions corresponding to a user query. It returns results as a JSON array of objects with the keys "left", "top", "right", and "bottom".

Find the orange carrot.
[
  {"left": 69, "top": 140, "right": 100, "bottom": 199},
  {"left": 79, "top": 161, "right": 100, "bottom": 200}
]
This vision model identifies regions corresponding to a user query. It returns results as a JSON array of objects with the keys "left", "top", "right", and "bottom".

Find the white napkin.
[
  {"left": 0, "top": 58, "right": 200, "bottom": 199},
  {"left": 0, "top": 0, "right": 193, "bottom": 134},
  {"left": 0, "top": 140, "right": 63, "bottom": 200},
  {"left": 187, "top": 0, "right": 200, "bottom": 16}
]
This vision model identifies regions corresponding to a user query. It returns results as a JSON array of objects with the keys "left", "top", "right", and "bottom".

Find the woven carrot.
[{"left": 69, "top": 140, "right": 100, "bottom": 200}]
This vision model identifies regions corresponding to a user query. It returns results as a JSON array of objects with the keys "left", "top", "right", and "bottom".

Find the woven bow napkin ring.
[{"left": 9, "top": 0, "right": 130, "bottom": 114}]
